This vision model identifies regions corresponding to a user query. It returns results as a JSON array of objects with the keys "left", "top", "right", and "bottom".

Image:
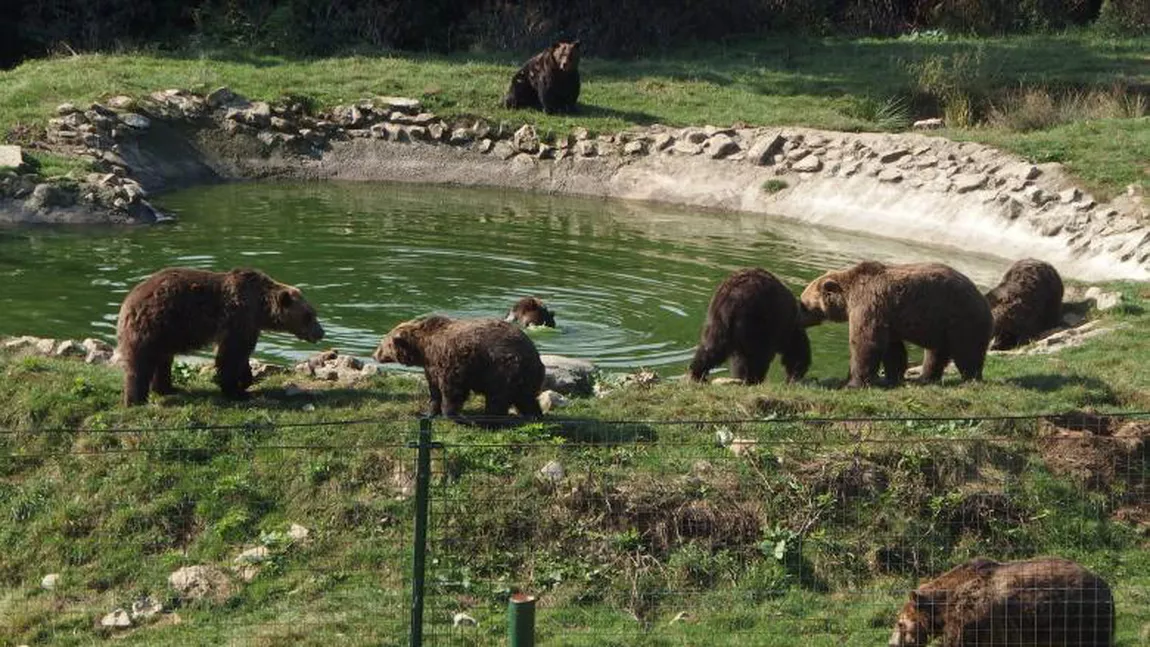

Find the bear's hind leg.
[
  {"left": 882, "top": 340, "right": 908, "bottom": 386},
  {"left": 215, "top": 334, "right": 257, "bottom": 399},
  {"left": 952, "top": 349, "right": 986, "bottom": 382},
  {"left": 514, "top": 394, "right": 543, "bottom": 419},
  {"left": 781, "top": 327, "right": 812, "bottom": 383},
  {"left": 688, "top": 339, "right": 728, "bottom": 382},
  {"left": 919, "top": 348, "right": 951, "bottom": 383},
  {"left": 150, "top": 353, "right": 177, "bottom": 395},
  {"left": 440, "top": 385, "right": 469, "bottom": 420},
  {"left": 483, "top": 393, "right": 511, "bottom": 417}
]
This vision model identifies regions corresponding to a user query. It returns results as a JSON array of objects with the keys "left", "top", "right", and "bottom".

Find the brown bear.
[
  {"left": 688, "top": 268, "right": 810, "bottom": 384},
  {"left": 985, "top": 259, "right": 1064, "bottom": 350},
  {"left": 799, "top": 261, "right": 992, "bottom": 387},
  {"left": 889, "top": 557, "right": 1114, "bottom": 646},
  {"left": 116, "top": 267, "right": 324, "bottom": 406},
  {"left": 506, "top": 296, "right": 556, "bottom": 328},
  {"left": 503, "top": 40, "right": 581, "bottom": 114},
  {"left": 372, "top": 316, "right": 544, "bottom": 419}
]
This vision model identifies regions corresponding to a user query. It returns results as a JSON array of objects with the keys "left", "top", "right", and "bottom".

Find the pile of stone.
[{"left": 1, "top": 335, "right": 115, "bottom": 364}]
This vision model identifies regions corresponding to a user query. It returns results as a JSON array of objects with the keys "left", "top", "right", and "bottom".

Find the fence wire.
[
  {"left": 422, "top": 412, "right": 1148, "bottom": 647},
  {"left": 1, "top": 412, "right": 1146, "bottom": 646}
]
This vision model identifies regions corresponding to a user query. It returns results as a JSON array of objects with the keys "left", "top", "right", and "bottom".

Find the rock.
[
  {"left": 101, "top": 608, "right": 132, "bottom": 629},
  {"left": 428, "top": 122, "right": 447, "bottom": 141},
  {"left": 912, "top": 118, "right": 944, "bottom": 130},
  {"left": 1026, "top": 187, "right": 1051, "bottom": 205},
  {"left": 205, "top": 87, "right": 238, "bottom": 108},
  {"left": 953, "top": 173, "right": 988, "bottom": 194},
  {"left": 571, "top": 127, "right": 591, "bottom": 141},
  {"left": 119, "top": 113, "right": 151, "bottom": 130},
  {"left": 672, "top": 140, "right": 703, "bottom": 156},
  {"left": 27, "top": 183, "right": 76, "bottom": 211},
  {"left": 41, "top": 573, "right": 60, "bottom": 589},
  {"left": 539, "top": 460, "right": 565, "bottom": 483},
  {"left": 449, "top": 128, "right": 473, "bottom": 145},
  {"left": 785, "top": 148, "right": 810, "bottom": 162},
  {"left": 574, "top": 140, "right": 598, "bottom": 157},
  {"left": 453, "top": 612, "right": 478, "bottom": 628},
  {"left": 540, "top": 354, "right": 596, "bottom": 396},
  {"left": 652, "top": 133, "right": 675, "bottom": 151},
  {"left": 1084, "top": 287, "right": 1123, "bottom": 311},
  {"left": 235, "top": 545, "right": 270, "bottom": 564},
  {"left": 1061, "top": 311, "right": 1086, "bottom": 327},
  {"left": 512, "top": 124, "right": 540, "bottom": 154},
  {"left": 879, "top": 148, "right": 910, "bottom": 164},
  {"left": 710, "top": 377, "right": 744, "bottom": 386},
  {"left": 53, "top": 340, "right": 85, "bottom": 358},
  {"left": 704, "top": 134, "right": 740, "bottom": 159},
  {"left": 82, "top": 338, "right": 114, "bottom": 364},
  {"left": 477, "top": 138, "right": 493, "bottom": 154},
  {"left": 1059, "top": 188, "right": 1082, "bottom": 203},
  {"left": 729, "top": 437, "right": 757, "bottom": 457},
  {"left": 56, "top": 103, "right": 80, "bottom": 116},
  {"left": 623, "top": 140, "right": 647, "bottom": 156},
  {"left": 288, "top": 523, "right": 310, "bottom": 542},
  {"left": 0, "top": 145, "right": 23, "bottom": 169},
  {"left": 682, "top": 128, "right": 708, "bottom": 144},
  {"left": 106, "top": 95, "right": 135, "bottom": 110},
  {"left": 1003, "top": 197, "right": 1025, "bottom": 220},
  {"left": 410, "top": 113, "right": 437, "bottom": 127},
  {"left": 379, "top": 96, "right": 421, "bottom": 114},
  {"left": 169, "top": 565, "right": 233, "bottom": 603},
  {"left": 537, "top": 389, "right": 569, "bottom": 414},
  {"left": 878, "top": 169, "right": 903, "bottom": 183},
  {"left": 745, "top": 133, "right": 786, "bottom": 165},
  {"left": 1004, "top": 163, "right": 1041, "bottom": 181},
  {"left": 130, "top": 596, "right": 163, "bottom": 620},
  {"left": 492, "top": 141, "right": 517, "bottom": 160},
  {"left": 792, "top": 155, "right": 823, "bottom": 173},
  {"left": 715, "top": 427, "right": 734, "bottom": 447}
]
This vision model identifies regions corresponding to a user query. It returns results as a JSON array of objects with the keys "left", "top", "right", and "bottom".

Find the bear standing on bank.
[
  {"left": 688, "top": 268, "right": 810, "bottom": 384},
  {"left": 503, "top": 40, "right": 581, "bottom": 114},
  {"left": 373, "top": 316, "right": 544, "bottom": 419},
  {"left": 116, "top": 267, "right": 325, "bottom": 406},
  {"left": 985, "top": 258, "right": 1063, "bottom": 350},
  {"left": 799, "top": 261, "right": 991, "bottom": 387}
]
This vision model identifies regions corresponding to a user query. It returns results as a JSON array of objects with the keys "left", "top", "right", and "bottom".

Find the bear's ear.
[
  {"left": 276, "top": 289, "right": 295, "bottom": 310},
  {"left": 820, "top": 279, "right": 842, "bottom": 295}
]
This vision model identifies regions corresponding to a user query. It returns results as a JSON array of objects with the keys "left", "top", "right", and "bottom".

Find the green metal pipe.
[
  {"left": 409, "top": 417, "right": 434, "bottom": 647},
  {"left": 508, "top": 593, "right": 537, "bottom": 647}
]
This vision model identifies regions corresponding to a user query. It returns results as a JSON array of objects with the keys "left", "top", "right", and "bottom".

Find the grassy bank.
[
  {"left": 1, "top": 286, "right": 1148, "bottom": 645},
  {"left": 1, "top": 31, "right": 1147, "bottom": 198}
]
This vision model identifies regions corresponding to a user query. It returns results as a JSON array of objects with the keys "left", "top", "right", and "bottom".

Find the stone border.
[{"left": 2, "top": 87, "right": 1146, "bottom": 280}]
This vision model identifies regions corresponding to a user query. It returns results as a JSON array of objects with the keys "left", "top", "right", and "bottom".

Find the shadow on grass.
[{"left": 1004, "top": 373, "right": 1118, "bottom": 402}]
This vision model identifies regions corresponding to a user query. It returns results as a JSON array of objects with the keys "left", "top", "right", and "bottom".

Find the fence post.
[
  {"left": 508, "top": 593, "right": 536, "bottom": 647},
  {"left": 409, "top": 417, "right": 435, "bottom": 647}
]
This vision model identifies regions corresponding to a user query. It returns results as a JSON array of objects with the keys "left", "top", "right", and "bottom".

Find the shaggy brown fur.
[
  {"left": 503, "top": 40, "right": 581, "bottom": 114},
  {"left": 985, "top": 259, "right": 1064, "bottom": 350},
  {"left": 799, "top": 261, "right": 991, "bottom": 387},
  {"left": 688, "top": 268, "right": 810, "bottom": 384},
  {"left": 506, "top": 296, "right": 556, "bottom": 328},
  {"left": 889, "top": 557, "right": 1115, "bottom": 646},
  {"left": 116, "top": 268, "right": 324, "bottom": 406},
  {"left": 373, "top": 316, "right": 545, "bottom": 418}
]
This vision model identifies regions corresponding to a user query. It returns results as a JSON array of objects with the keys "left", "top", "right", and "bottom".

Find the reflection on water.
[{"left": 0, "top": 182, "right": 1011, "bottom": 379}]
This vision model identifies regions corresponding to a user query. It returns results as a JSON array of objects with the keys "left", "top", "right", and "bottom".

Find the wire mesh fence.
[
  {"left": 419, "top": 412, "right": 1149, "bottom": 646},
  {"left": 1, "top": 412, "right": 1146, "bottom": 646}
]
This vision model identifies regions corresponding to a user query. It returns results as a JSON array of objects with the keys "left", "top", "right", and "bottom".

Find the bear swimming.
[{"left": 506, "top": 296, "right": 557, "bottom": 328}]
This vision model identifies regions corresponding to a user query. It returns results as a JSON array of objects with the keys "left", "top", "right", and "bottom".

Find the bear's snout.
[
  {"left": 303, "top": 322, "right": 325, "bottom": 343},
  {"left": 798, "top": 303, "right": 824, "bottom": 327}
]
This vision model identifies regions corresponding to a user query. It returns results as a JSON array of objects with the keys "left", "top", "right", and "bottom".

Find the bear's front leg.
[
  {"left": 150, "top": 353, "right": 178, "bottom": 395},
  {"left": 215, "top": 333, "right": 258, "bottom": 399},
  {"left": 121, "top": 349, "right": 155, "bottom": 406},
  {"left": 847, "top": 317, "right": 888, "bottom": 388},
  {"left": 426, "top": 377, "right": 443, "bottom": 417}
]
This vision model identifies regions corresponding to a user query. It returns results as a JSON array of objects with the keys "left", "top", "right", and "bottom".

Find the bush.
[{"left": 1096, "top": 0, "right": 1150, "bottom": 34}]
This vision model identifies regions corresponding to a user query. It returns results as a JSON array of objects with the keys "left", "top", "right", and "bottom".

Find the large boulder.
[{"left": 540, "top": 354, "right": 596, "bottom": 396}]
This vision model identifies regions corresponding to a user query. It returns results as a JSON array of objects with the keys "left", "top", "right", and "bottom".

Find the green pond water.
[{"left": 0, "top": 182, "right": 1012, "bottom": 379}]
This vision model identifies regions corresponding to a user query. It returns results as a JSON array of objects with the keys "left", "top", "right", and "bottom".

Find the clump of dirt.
[
  {"left": 790, "top": 454, "right": 888, "bottom": 501},
  {"left": 1039, "top": 414, "right": 1148, "bottom": 491}
]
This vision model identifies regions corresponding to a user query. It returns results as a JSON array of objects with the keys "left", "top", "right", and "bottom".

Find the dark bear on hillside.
[
  {"left": 985, "top": 259, "right": 1064, "bottom": 350},
  {"left": 889, "top": 557, "right": 1114, "bottom": 646},
  {"left": 506, "top": 296, "right": 556, "bottom": 328},
  {"left": 503, "top": 40, "right": 581, "bottom": 114},
  {"left": 116, "top": 267, "right": 324, "bottom": 406},
  {"left": 688, "top": 268, "right": 810, "bottom": 384},
  {"left": 799, "top": 261, "right": 991, "bottom": 387},
  {"left": 373, "top": 316, "right": 544, "bottom": 419}
]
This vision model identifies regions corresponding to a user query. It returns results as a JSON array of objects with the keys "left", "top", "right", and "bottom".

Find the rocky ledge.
[{"left": 2, "top": 87, "right": 1146, "bottom": 279}]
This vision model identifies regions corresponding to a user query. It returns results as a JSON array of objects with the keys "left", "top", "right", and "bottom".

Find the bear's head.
[
  {"left": 270, "top": 286, "right": 325, "bottom": 343},
  {"left": 798, "top": 272, "right": 849, "bottom": 326},
  {"left": 373, "top": 317, "right": 443, "bottom": 366},
  {"left": 550, "top": 40, "right": 581, "bottom": 72},
  {"left": 506, "top": 296, "right": 556, "bottom": 328},
  {"left": 888, "top": 589, "right": 945, "bottom": 647}
]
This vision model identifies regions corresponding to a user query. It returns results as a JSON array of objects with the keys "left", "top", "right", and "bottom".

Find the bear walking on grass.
[
  {"left": 506, "top": 296, "right": 557, "bottom": 328},
  {"left": 889, "top": 557, "right": 1114, "bottom": 647},
  {"left": 373, "top": 316, "right": 544, "bottom": 419},
  {"left": 116, "top": 267, "right": 325, "bottom": 406},
  {"left": 799, "top": 261, "right": 991, "bottom": 387},
  {"left": 688, "top": 268, "right": 810, "bottom": 384},
  {"left": 985, "top": 258, "right": 1063, "bottom": 350},
  {"left": 503, "top": 40, "right": 581, "bottom": 114}
]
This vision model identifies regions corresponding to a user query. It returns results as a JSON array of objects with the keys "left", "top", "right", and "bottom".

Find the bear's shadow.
[
  {"left": 1005, "top": 374, "right": 1118, "bottom": 400},
  {"left": 161, "top": 385, "right": 412, "bottom": 410},
  {"left": 574, "top": 103, "right": 660, "bottom": 125}
]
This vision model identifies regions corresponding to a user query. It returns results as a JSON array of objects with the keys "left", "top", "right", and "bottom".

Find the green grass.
[
  {"left": 1, "top": 285, "right": 1148, "bottom": 645},
  {"left": 1, "top": 30, "right": 1147, "bottom": 197}
]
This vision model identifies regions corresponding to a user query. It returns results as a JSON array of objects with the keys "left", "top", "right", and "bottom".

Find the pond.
[{"left": 0, "top": 182, "right": 1011, "bottom": 380}]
